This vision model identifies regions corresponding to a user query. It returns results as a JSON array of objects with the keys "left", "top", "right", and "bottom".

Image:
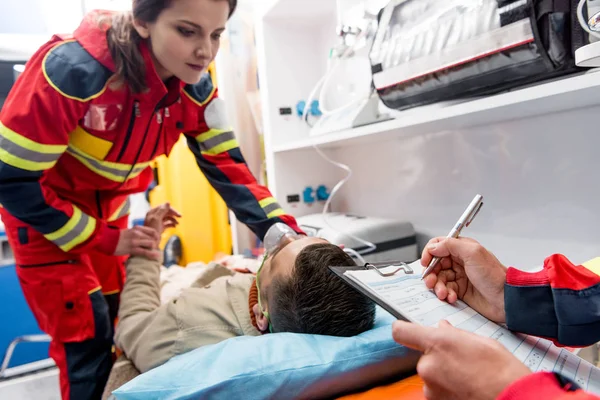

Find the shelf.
[{"left": 272, "top": 69, "right": 600, "bottom": 153}]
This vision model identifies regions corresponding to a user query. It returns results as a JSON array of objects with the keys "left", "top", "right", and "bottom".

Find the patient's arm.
[{"left": 115, "top": 255, "right": 180, "bottom": 373}]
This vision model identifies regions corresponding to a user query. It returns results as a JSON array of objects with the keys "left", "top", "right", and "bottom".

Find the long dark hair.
[{"left": 105, "top": 0, "right": 237, "bottom": 93}]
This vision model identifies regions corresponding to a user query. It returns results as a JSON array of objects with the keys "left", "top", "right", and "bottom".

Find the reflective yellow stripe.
[
  {"left": 266, "top": 208, "right": 286, "bottom": 219},
  {"left": 0, "top": 122, "right": 66, "bottom": 155},
  {"left": 259, "top": 197, "right": 278, "bottom": 208},
  {"left": 202, "top": 139, "right": 239, "bottom": 156},
  {"left": 42, "top": 40, "right": 109, "bottom": 102},
  {"left": 196, "top": 129, "right": 238, "bottom": 156},
  {"left": 109, "top": 203, "right": 125, "bottom": 221},
  {"left": 259, "top": 197, "right": 285, "bottom": 219},
  {"left": 68, "top": 144, "right": 143, "bottom": 172},
  {"left": 69, "top": 126, "right": 112, "bottom": 160},
  {"left": 109, "top": 198, "right": 130, "bottom": 221},
  {"left": 0, "top": 146, "right": 57, "bottom": 171},
  {"left": 68, "top": 149, "right": 124, "bottom": 182},
  {"left": 61, "top": 215, "right": 96, "bottom": 252},
  {"left": 102, "top": 289, "right": 120, "bottom": 296},
  {"left": 67, "top": 145, "right": 149, "bottom": 183},
  {"left": 45, "top": 206, "right": 97, "bottom": 252},
  {"left": 45, "top": 207, "right": 83, "bottom": 242},
  {"left": 0, "top": 122, "right": 65, "bottom": 171},
  {"left": 88, "top": 286, "right": 102, "bottom": 295},
  {"left": 582, "top": 257, "right": 600, "bottom": 276},
  {"left": 196, "top": 129, "right": 227, "bottom": 143}
]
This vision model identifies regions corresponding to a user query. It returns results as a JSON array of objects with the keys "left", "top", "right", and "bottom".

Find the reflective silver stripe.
[
  {"left": 51, "top": 213, "right": 91, "bottom": 247},
  {"left": 67, "top": 146, "right": 147, "bottom": 179},
  {"left": 112, "top": 197, "right": 131, "bottom": 221},
  {"left": 199, "top": 131, "right": 235, "bottom": 152},
  {"left": 262, "top": 202, "right": 282, "bottom": 215},
  {"left": 0, "top": 134, "right": 61, "bottom": 163}
]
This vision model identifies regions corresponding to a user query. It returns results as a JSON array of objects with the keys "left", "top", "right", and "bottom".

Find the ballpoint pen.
[{"left": 421, "top": 194, "right": 484, "bottom": 280}]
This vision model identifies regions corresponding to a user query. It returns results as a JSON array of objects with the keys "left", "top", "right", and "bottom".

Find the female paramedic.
[{"left": 0, "top": 0, "right": 302, "bottom": 399}]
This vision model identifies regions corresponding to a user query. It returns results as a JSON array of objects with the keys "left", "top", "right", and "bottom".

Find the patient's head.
[{"left": 253, "top": 238, "right": 375, "bottom": 336}]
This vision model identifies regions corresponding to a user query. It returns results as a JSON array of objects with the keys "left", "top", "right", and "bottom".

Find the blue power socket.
[
  {"left": 296, "top": 101, "right": 306, "bottom": 118},
  {"left": 310, "top": 100, "right": 322, "bottom": 116},
  {"left": 296, "top": 100, "right": 322, "bottom": 118},
  {"left": 316, "top": 185, "right": 329, "bottom": 201},
  {"left": 302, "top": 187, "right": 315, "bottom": 204}
]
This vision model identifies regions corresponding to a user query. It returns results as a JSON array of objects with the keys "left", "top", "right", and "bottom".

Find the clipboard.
[{"left": 328, "top": 261, "right": 415, "bottom": 322}]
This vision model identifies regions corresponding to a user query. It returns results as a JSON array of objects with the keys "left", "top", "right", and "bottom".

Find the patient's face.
[{"left": 258, "top": 236, "right": 327, "bottom": 303}]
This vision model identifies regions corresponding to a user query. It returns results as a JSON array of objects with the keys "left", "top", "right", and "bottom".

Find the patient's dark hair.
[{"left": 269, "top": 243, "right": 375, "bottom": 336}]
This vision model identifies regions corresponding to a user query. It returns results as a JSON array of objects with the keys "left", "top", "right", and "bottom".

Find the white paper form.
[{"left": 345, "top": 262, "right": 600, "bottom": 394}]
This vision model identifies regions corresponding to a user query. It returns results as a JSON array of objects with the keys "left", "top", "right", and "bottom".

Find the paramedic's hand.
[
  {"left": 422, "top": 237, "right": 507, "bottom": 323},
  {"left": 143, "top": 203, "right": 181, "bottom": 236},
  {"left": 114, "top": 226, "right": 162, "bottom": 260},
  {"left": 392, "top": 320, "right": 530, "bottom": 400}
]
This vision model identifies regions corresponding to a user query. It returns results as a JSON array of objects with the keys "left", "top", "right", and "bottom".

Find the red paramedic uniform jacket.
[{"left": 0, "top": 11, "right": 301, "bottom": 257}]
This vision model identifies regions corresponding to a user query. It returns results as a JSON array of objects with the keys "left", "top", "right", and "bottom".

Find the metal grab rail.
[{"left": 0, "top": 335, "right": 53, "bottom": 380}]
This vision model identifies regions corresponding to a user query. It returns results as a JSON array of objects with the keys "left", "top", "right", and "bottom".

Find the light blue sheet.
[{"left": 113, "top": 309, "right": 419, "bottom": 400}]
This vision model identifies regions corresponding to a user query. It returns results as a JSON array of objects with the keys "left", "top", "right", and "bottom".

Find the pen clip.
[{"left": 465, "top": 201, "right": 483, "bottom": 227}]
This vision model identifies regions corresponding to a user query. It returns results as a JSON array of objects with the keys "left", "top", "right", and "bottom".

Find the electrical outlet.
[{"left": 302, "top": 187, "right": 315, "bottom": 204}]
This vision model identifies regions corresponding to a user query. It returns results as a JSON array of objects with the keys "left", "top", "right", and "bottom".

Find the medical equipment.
[
  {"left": 303, "top": 2, "right": 392, "bottom": 136},
  {"left": 575, "top": 0, "right": 600, "bottom": 66},
  {"left": 297, "top": 213, "right": 418, "bottom": 264},
  {"left": 370, "top": 0, "right": 587, "bottom": 111},
  {"left": 263, "top": 223, "right": 303, "bottom": 254}
]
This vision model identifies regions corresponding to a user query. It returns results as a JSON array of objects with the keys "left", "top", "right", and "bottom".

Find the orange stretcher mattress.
[{"left": 338, "top": 375, "right": 425, "bottom": 399}]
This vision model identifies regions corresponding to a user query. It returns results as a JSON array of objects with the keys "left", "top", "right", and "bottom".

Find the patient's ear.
[{"left": 252, "top": 303, "right": 270, "bottom": 333}]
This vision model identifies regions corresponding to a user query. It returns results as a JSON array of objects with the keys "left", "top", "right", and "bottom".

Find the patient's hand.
[{"left": 144, "top": 203, "right": 182, "bottom": 236}]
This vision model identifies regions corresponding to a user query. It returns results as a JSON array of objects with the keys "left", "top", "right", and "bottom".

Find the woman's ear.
[
  {"left": 252, "top": 303, "right": 270, "bottom": 333},
  {"left": 132, "top": 18, "right": 151, "bottom": 39}
]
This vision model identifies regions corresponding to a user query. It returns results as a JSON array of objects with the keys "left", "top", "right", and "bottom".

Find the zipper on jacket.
[
  {"left": 19, "top": 259, "right": 78, "bottom": 268},
  {"left": 121, "top": 96, "right": 168, "bottom": 184},
  {"left": 96, "top": 191, "right": 103, "bottom": 219},
  {"left": 149, "top": 109, "right": 166, "bottom": 160},
  {"left": 116, "top": 101, "right": 140, "bottom": 162}
]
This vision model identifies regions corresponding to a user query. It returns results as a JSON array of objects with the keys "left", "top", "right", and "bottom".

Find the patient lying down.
[{"left": 115, "top": 206, "right": 376, "bottom": 374}]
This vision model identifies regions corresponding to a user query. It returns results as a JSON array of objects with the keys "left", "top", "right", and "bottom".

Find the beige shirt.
[{"left": 115, "top": 256, "right": 260, "bottom": 373}]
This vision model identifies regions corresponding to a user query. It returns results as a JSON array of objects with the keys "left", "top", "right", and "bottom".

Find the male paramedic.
[
  {"left": 392, "top": 236, "right": 600, "bottom": 400},
  {"left": 113, "top": 204, "right": 376, "bottom": 373}
]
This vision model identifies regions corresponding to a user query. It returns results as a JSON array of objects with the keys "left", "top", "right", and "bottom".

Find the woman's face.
[{"left": 135, "top": 0, "right": 229, "bottom": 83}]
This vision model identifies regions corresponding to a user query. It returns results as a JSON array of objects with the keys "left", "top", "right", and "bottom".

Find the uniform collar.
[{"left": 74, "top": 10, "right": 183, "bottom": 106}]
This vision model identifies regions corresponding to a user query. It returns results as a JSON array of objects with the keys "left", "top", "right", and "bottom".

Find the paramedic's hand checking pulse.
[
  {"left": 421, "top": 237, "right": 507, "bottom": 323},
  {"left": 114, "top": 226, "right": 161, "bottom": 260},
  {"left": 114, "top": 203, "right": 181, "bottom": 260}
]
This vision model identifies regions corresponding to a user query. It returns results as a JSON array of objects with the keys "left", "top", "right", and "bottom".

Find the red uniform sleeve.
[
  {"left": 498, "top": 372, "right": 600, "bottom": 400},
  {"left": 182, "top": 74, "right": 302, "bottom": 240},
  {"left": 504, "top": 255, "right": 600, "bottom": 347}
]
